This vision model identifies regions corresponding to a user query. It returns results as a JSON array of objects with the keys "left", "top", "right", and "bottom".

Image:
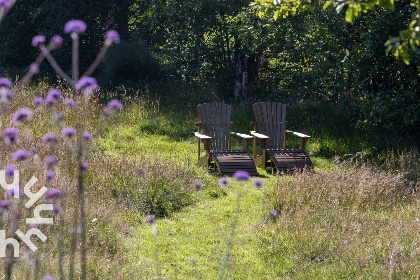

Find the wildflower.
[
  {"left": 103, "top": 108, "right": 112, "bottom": 115},
  {"left": 33, "top": 97, "right": 44, "bottom": 106},
  {"left": 233, "top": 170, "right": 250, "bottom": 181},
  {"left": 29, "top": 63, "right": 39, "bottom": 74},
  {"left": 0, "top": 200, "right": 10, "bottom": 208},
  {"left": 4, "top": 165, "right": 16, "bottom": 178},
  {"left": 43, "top": 276, "right": 55, "bottom": 280},
  {"left": 219, "top": 176, "right": 229, "bottom": 187},
  {"left": 146, "top": 215, "right": 155, "bottom": 224},
  {"left": 45, "top": 188, "right": 61, "bottom": 198},
  {"left": 269, "top": 209, "right": 277, "bottom": 218},
  {"left": 82, "top": 131, "right": 92, "bottom": 140},
  {"left": 12, "top": 108, "right": 33, "bottom": 124},
  {"left": 53, "top": 206, "right": 61, "bottom": 214},
  {"left": 138, "top": 168, "right": 145, "bottom": 176},
  {"left": 107, "top": 99, "right": 123, "bottom": 111},
  {"left": 0, "top": 77, "right": 12, "bottom": 88},
  {"left": 64, "top": 98, "right": 75, "bottom": 107},
  {"left": 105, "top": 30, "right": 120, "bottom": 45},
  {"left": 46, "top": 89, "right": 61, "bottom": 105},
  {"left": 46, "top": 156, "right": 57, "bottom": 167},
  {"left": 193, "top": 180, "right": 202, "bottom": 190},
  {"left": 75, "top": 76, "right": 99, "bottom": 92},
  {"left": 0, "top": 0, "right": 11, "bottom": 8},
  {"left": 80, "top": 161, "right": 89, "bottom": 171},
  {"left": 0, "top": 89, "right": 13, "bottom": 102},
  {"left": 31, "top": 35, "right": 45, "bottom": 47},
  {"left": 3, "top": 127, "right": 19, "bottom": 143},
  {"left": 57, "top": 112, "right": 64, "bottom": 122},
  {"left": 6, "top": 188, "right": 24, "bottom": 198},
  {"left": 61, "top": 127, "right": 75, "bottom": 138},
  {"left": 253, "top": 179, "right": 263, "bottom": 188},
  {"left": 64, "top": 20, "right": 86, "bottom": 35},
  {"left": 50, "top": 35, "right": 63, "bottom": 48},
  {"left": 46, "top": 170, "right": 55, "bottom": 182},
  {"left": 43, "top": 133, "right": 58, "bottom": 144},
  {"left": 12, "top": 149, "right": 30, "bottom": 161}
]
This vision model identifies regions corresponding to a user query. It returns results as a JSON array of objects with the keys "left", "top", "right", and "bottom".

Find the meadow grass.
[{"left": 1, "top": 80, "right": 419, "bottom": 279}]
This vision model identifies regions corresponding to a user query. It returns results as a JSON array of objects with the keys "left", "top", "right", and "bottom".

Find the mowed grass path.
[{"left": 98, "top": 100, "right": 313, "bottom": 278}]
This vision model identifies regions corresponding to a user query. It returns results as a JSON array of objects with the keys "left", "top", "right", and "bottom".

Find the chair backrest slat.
[
  {"left": 198, "top": 103, "right": 231, "bottom": 150},
  {"left": 253, "top": 102, "right": 287, "bottom": 150}
]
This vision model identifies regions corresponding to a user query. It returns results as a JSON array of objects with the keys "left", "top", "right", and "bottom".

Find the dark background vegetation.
[{"left": 1, "top": 0, "right": 419, "bottom": 147}]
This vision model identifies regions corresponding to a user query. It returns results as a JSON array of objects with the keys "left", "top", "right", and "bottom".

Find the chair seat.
[
  {"left": 267, "top": 149, "right": 313, "bottom": 173},
  {"left": 210, "top": 150, "right": 258, "bottom": 176}
]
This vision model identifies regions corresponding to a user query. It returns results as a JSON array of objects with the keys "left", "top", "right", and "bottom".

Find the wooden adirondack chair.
[
  {"left": 195, "top": 103, "right": 258, "bottom": 176},
  {"left": 251, "top": 102, "right": 313, "bottom": 173}
]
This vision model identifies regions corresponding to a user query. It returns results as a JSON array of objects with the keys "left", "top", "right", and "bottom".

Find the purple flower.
[
  {"left": 6, "top": 188, "right": 24, "bottom": 198},
  {"left": 106, "top": 99, "right": 123, "bottom": 113},
  {"left": 50, "top": 35, "right": 63, "bottom": 48},
  {"left": 0, "top": 77, "right": 13, "bottom": 88},
  {"left": 29, "top": 63, "right": 40, "bottom": 74},
  {"left": 53, "top": 206, "right": 61, "bottom": 214},
  {"left": 253, "top": 179, "right": 263, "bottom": 188},
  {"left": 105, "top": 30, "right": 120, "bottom": 44},
  {"left": 43, "top": 276, "right": 55, "bottom": 280},
  {"left": 0, "top": 89, "right": 13, "bottom": 102},
  {"left": 0, "top": 0, "right": 11, "bottom": 8},
  {"left": 61, "top": 127, "right": 75, "bottom": 137},
  {"left": 45, "top": 188, "right": 61, "bottom": 198},
  {"left": 64, "top": 98, "right": 75, "bottom": 107},
  {"left": 33, "top": 97, "right": 44, "bottom": 106},
  {"left": 219, "top": 177, "right": 229, "bottom": 187},
  {"left": 46, "top": 170, "right": 55, "bottom": 182},
  {"left": 31, "top": 35, "right": 45, "bottom": 47},
  {"left": 80, "top": 161, "right": 89, "bottom": 171},
  {"left": 4, "top": 165, "right": 16, "bottom": 178},
  {"left": 233, "top": 171, "right": 250, "bottom": 181},
  {"left": 82, "top": 131, "right": 92, "bottom": 140},
  {"left": 46, "top": 156, "right": 57, "bottom": 167},
  {"left": 3, "top": 127, "right": 19, "bottom": 143},
  {"left": 12, "top": 109, "right": 33, "bottom": 124},
  {"left": 146, "top": 215, "right": 155, "bottom": 224},
  {"left": 103, "top": 108, "right": 112, "bottom": 115},
  {"left": 269, "top": 209, "right": 277, "bottom": 218},
  {"left": 0, "top": 200, "right": 10, "bottom": 208},
  {"left": 75, "top": 77, "right": 99, "bottom": 92},
  {"left": 12, "top": 149, "right": 30, "bottom": 161},
  {"left": 193, "top": 180, "right": 202, "bottom": 190},
  {"left": 64, "top": 20, "right": 86, "bottom": 35},
  {"left": 46, "top": 89, "right": 61, "bottom": 105},
  {"left": 43, "top": 133, "right": 58, "bottom": 144},
  {"left": 138, "top": 168, "right": 145, "bottom": 176}
]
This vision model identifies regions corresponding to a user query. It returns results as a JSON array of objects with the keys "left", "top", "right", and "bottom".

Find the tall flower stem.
[
  {"left": 218, "top": 191, "right": 241, "bottom": 280},
  {"left": 71, "top": 33, "right": 79, "bottom": 82}
]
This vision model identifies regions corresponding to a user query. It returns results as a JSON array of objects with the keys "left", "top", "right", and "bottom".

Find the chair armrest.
[
  {"left": 250, "top": 131, "right": 269, "bottom": 139},
  {"left": 231, "top": 132, "right": 253, "bottom": 150},
  {"left": 195, "top": 122, "right": 202, "bottom": 127},
  {"left": 194, "top": 132, "right": 211, "bottom": 140},
  {"left": 285, "top": 130, "right": 311, "bottom": 139}
]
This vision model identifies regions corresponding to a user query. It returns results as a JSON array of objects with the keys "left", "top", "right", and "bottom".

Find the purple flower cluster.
[
  {"left": 46, "top": 188, "right": 61, "bottom": 198},
  {"left": 104, "top": 99, "right": 123, "bottom": 115},
  {"left": 0, "top": 77, "right": 12, "bottom": 88},
  {"left": 219, "top": 177, "right": 229, "bottom": 187},
  {"left": 46, "top": 170, "right": 55, "bottom": 182},
  {"left": 33, "top": 96, "right": 44, "bottom": 106},
  {"left": 75, "top": 77, "right": 99, "bottom": 92},
  {"left": 12, "top": 149, "right": 30, "bottom": 161},
  {"left": 3, "top": 127, "right": 19, "bottom": 143},
  {"left": 0, "top": 0, "right": 11, "bottom": 8},
  {"left": 4, "top": 165, "right": 16, "bottom": 178},
  {"left": 31, "top": 35, "right": 45, "bottom": 47},
  {"left": 233, "top": 170, "right": 250, "bottom": 181},
  {"left": 82, "top": 131, "right": 92, "bottom": 140},
  {"left": 61, "top": 127, "right": 75, "bottom": 138},
  {"left": 0, "top": 89, "right": 13, "bottom": 103},
  {"left": 29, "top": 63, "right": 40, "bottom": 74},
  {"left": 146, "top": 215, "right": 155, "bottom": 224},
  {"left": 193, "top": 180, "right": 202, "bottom": 190},
  {"left": 105, "top": 30, "right": 120, "bottom": 44},
  {"left": 64, "top": 20, "right": 86, "bottom": 35},
  {"left": 50, "top": 35, "right": 63, "bottom": 48},
  {"left": 64, "top": 98, "right": 75, "bottom": 107},
  {"left": 46, "top": 89, "right": 62, "bottom": 105},
  {"left": 253, "top": 179, "right": 263, "bottom": 188},
  {"left": 43, "top": 133, "right": 58, "bottom": 144},
  {"left": 46, "top": 156, "right": 57, "bottom": 167},
  {"left": 7, "top": 187, "right": 24, "bottom": 198},
  {"left": 12, "top": 108, "right": 33, "bottom": 124}
]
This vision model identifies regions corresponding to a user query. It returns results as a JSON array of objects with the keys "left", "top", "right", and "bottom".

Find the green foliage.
[{"left": 98, "top": 38, "right": 161, "bottom": 87}]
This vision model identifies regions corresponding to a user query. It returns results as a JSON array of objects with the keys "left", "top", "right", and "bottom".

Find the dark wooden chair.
[
  {"left": 195, "top": 103, "right": 258, "bottom": 176},
  {"left": 251, "top": 102, "right": 313, "bottom": 173}
]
